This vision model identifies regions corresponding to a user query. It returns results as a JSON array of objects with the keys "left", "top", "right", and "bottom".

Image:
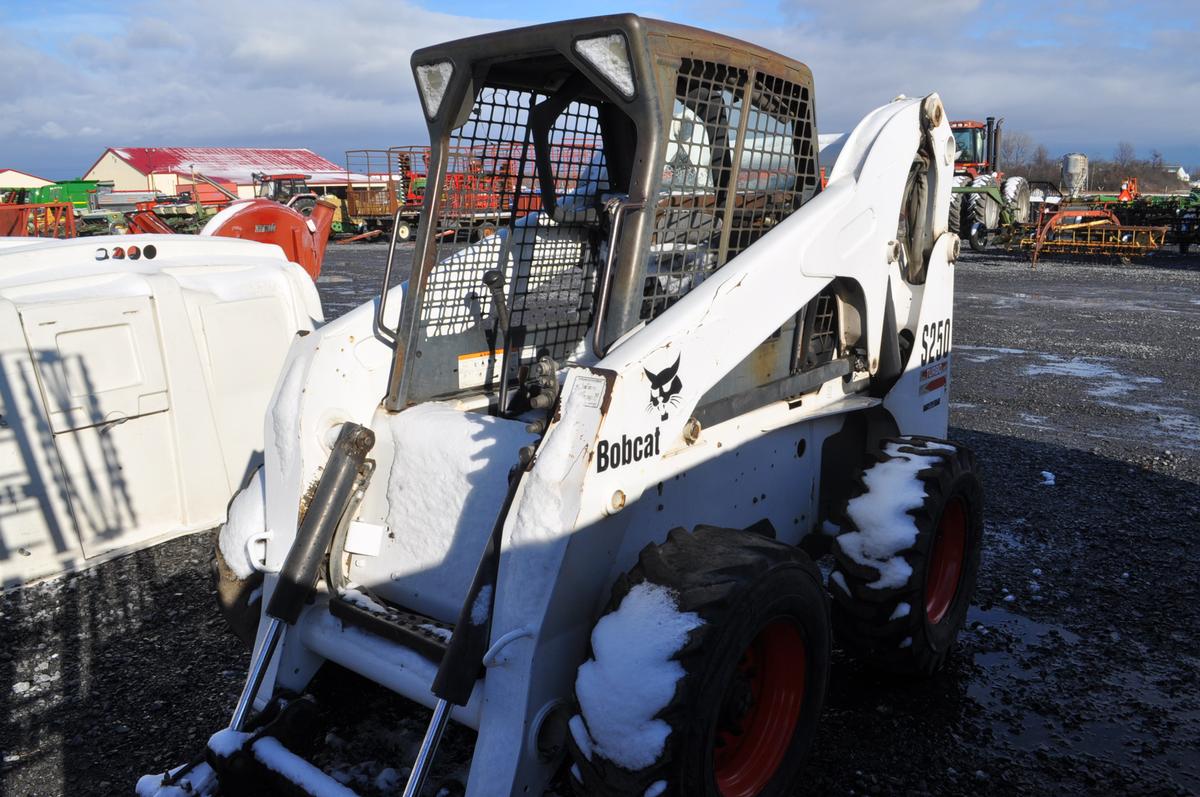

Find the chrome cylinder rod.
[
  {"left": 229, "top": 617, "right": 284, "bottom": 731},
  {"left": 401, "top": 699, "right": 453, "bottom": 797}
]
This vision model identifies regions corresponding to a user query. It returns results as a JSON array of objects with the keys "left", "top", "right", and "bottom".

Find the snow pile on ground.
[
  {"left": 573, "top": 582, "right": 704, "bottom": 770},
  {"left": 839, "top": 442, "right": 949, "bottom": 589},
  {"left": 218, "top": 468, "right": 267, "bottom": 579}
]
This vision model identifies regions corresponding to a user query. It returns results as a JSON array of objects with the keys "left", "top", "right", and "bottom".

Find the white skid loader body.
[
  {"left": 152, "top": 15, "right": 962, "bottom": 797},
  {"left": 224, "top": 108, "right": 955, "bottom": 797},
  {"left": 0, "top": 235, "right": 321, "bottom": 587}
]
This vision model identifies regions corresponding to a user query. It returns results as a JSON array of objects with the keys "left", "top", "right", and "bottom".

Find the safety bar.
[
  {"left": 592, "top": 197, "right": 644, "bottom": 358},
  {"left": 375, "top": 208, "right": 408, "bottom": 344}
]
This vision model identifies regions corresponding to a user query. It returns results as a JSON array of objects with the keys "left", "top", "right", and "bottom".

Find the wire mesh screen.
[
  {"left": 417, "top": 85, "right": 607, "bottom": 382},
  {"left": 641, "top": 60, "right": 746, "bottom": 320},
  {"left": 796, "top": 291, "right": 838, "bottom": 370},
  {"left": 726, "top": 73, "right": 818, "bottom": 261},
  {"left": 507, "top": 102, "right": 607, "bottom": 368},
  {"left": 640, "top": 61, "right": 818, "bottom": 323}
]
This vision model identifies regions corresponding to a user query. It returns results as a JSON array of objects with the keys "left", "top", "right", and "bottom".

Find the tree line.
[{"left": 998, "top": 131, "right": 1196, "bottom": 194}]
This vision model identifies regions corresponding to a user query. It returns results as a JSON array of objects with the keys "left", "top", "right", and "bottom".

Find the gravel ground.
[{"left": 1, "top": 243, "right": 1197, "bottom": 796}]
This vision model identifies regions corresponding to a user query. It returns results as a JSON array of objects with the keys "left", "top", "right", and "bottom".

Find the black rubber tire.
[
  {"left": 569, "top": 526, "right": 831, "bottom": 797},
  {"left": 213, "top": 545, "right": 263, "bottom": 650},
  {"left": 949, "top": 175, "right": 970, "bottom": 239},
  {"left": 290, "top": 197, "right": 317, "bottom": 217},
  {"left": 828, "top": 437, "right": 983, "bottom": 675},
  {"left": 948, "top": 195, "right": 962, "bottom": 241},
  {"left": 968, "top": 223, "right": 989, "bottom": 253},
  {"left": 395, "top": 222, "right": 412, "bottom": 241},
  {"left": 967, "top": 175, "right": 998, "bottom": 251},
  {"left": 1002, "top": 176, "right": 1032, "bottom": 224}
]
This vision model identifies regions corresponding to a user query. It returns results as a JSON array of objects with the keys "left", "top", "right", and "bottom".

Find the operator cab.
[
  {"left": 952, "top": 123, "right": 985, "bottom": 166},
  {"left": 253, "top": 172, "right": 312, "bottom": 203},
  {"left": 387, "top": 15, "right": 852, "bottom": 425}
]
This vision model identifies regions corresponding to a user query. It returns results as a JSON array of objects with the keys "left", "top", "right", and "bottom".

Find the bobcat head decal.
[{"left": 645, "top": 355, "right": 683, "bottom": 421}]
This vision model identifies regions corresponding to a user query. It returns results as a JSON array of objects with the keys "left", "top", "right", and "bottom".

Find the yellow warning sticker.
[{"left": 457, "top": 348, "right": 504, "bottom": 389}]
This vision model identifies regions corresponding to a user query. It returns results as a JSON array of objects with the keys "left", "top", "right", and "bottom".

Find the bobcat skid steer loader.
[{"left": 143, "top": 15, "right": 982, "bottom": 797}]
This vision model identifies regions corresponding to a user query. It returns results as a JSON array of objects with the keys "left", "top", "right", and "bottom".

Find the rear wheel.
[
  {"left": 828, "top": 437, "right": 983, "bottom": 675},
  {"left": 967, "top": 175, "right": 999, "bottom": 251},
  {"left": 290, "top": 196, "right": 317, "bottom": 217},
  {"left": 569, "top": 526, "right": 830, "bottom": 797},
  {"left": 394, "top": 221, "right": 412, "bottom": 241},
  {"left": 1002, "top": 176, "right": 1031, "bottom": 224},
  {"left": 948, "top": 175, "right": 970, "bottom": 238}
]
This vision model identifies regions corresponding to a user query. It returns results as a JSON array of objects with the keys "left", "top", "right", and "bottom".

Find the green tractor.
[{"left": 950, "top": 117, "right": 1033, "bottom": 251}]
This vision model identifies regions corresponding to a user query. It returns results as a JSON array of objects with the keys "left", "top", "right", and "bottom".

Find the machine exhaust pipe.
[{"left": 985, "top": 116, "right": 995, "bottom": 172}]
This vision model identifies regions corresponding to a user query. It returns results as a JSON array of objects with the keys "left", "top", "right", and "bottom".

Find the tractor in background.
[
  {"left": 950, "top": 116, "right": 1032, "bottom": 250},
  {"left": 253, "top": 172, "right": 319, "bottom": 216}
]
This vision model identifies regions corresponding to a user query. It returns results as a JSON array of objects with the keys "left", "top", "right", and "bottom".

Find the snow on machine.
[
  {"left": 0, "top": 224, "right": 325, "bottom": 588},
  {"left": 143, "top": 15, "right": 983, "bottom": 796}
]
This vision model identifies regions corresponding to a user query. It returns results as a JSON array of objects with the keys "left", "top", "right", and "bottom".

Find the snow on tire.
[
  {"left": 828, "top": 437, "right": 983, "bottom": 675},
  {"left": 569, "top": 526, "right": 830, "bottom": 797}
]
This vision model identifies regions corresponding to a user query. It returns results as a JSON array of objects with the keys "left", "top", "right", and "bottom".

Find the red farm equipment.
[
  {"left": 346, "top": 142, "right": 598, "bottom": 241},
  {"left": 0, "top": 201, "right": 77, "bottom": 238}
]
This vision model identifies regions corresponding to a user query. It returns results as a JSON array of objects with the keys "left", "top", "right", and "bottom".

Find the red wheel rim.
[
  {"left": 925, "top": 496, "right": 967, "bottom": 624},
  {"left": 714, "top": 620, "right": 806, "bottom": 797}
]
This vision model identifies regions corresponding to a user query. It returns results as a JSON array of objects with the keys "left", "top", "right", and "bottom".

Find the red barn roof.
[{"left": 91, "top": 147, "right": 356, "bottom": 186}]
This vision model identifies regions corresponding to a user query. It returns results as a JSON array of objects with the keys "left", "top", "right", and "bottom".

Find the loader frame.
[{"left": 146, "top": 15, "right": 963, "bottom": 797}]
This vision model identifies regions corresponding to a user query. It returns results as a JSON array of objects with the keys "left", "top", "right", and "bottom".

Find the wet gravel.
[{"left": 1, "top": 243, "right": 1197, "bottom": 796}]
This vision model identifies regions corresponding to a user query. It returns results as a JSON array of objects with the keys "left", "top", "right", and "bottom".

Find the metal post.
[{"left": 402, "top": 699, "right": 453, "bottom": 797}]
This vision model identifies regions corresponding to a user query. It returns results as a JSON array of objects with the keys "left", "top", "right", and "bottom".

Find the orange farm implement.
[
  {"left": 1020, "top": 208, "right": 1168, "bottom": 266},
  {"left": 0, "top": 202, "right": 77, "bottom": 238}
]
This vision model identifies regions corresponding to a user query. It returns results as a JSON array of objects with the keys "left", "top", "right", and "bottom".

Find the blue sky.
[{"left": 3, "top": 0, "right": 1197, "bottom": 180}]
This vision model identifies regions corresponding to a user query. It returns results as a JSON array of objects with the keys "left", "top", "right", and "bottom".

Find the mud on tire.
[
  {"left": 568, "top": 526, "right": 831, "bottom": 797},
  {"left": 213, "top": 544, "right": 263, "bottom": 650},
  {"left": 828, "top": 437, "right": 983, "bottom": 675}
]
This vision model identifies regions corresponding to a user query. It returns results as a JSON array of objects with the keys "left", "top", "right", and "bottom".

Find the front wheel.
[
  {"left": 568, "top": 526, "right": 830, "bottom": 797},
  {"left": 968, "top": 222, "right": 989, "bottom": 252}
]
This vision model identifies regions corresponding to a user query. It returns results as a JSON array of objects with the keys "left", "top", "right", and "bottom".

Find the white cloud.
[
  {"left": 39, "top": 121, "right": 69, "bottom": 140},
  {"left": 3, "top": 0, "right": 1199, "bottom": 178}
]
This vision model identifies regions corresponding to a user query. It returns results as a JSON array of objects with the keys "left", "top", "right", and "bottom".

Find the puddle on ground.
[
  {"left": 1100, "top": 401, "right": 1200, "bottom": 443},
  {"left": 964, "top": 605, "right": 1198, "bottom": 789}
]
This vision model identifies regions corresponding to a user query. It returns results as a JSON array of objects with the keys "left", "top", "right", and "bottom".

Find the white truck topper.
[{"left": 0, "top": 234, "right": 322, "bottom": 587}]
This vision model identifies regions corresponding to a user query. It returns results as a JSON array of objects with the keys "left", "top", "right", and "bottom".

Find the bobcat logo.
[{"left": 645, "top": 355, "right": 683, "bottom": 421}]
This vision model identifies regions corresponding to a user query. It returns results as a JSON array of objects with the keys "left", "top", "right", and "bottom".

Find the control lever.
[{"left": 482, "top": 270, "right": 510, "bottom": 334}]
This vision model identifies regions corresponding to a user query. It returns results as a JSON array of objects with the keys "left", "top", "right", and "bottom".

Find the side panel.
[
  {"left": 883, "top": 256, "right": 955, "bottom": 437},
  {"left": 0, "top": 302, "right": 84, "bottom": 585},
  {"left": 51, "top": 412, "right": 183, "bottom": 558},
  {"left": 199, "top": 297, "right": 294, "bottom": 489}
]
